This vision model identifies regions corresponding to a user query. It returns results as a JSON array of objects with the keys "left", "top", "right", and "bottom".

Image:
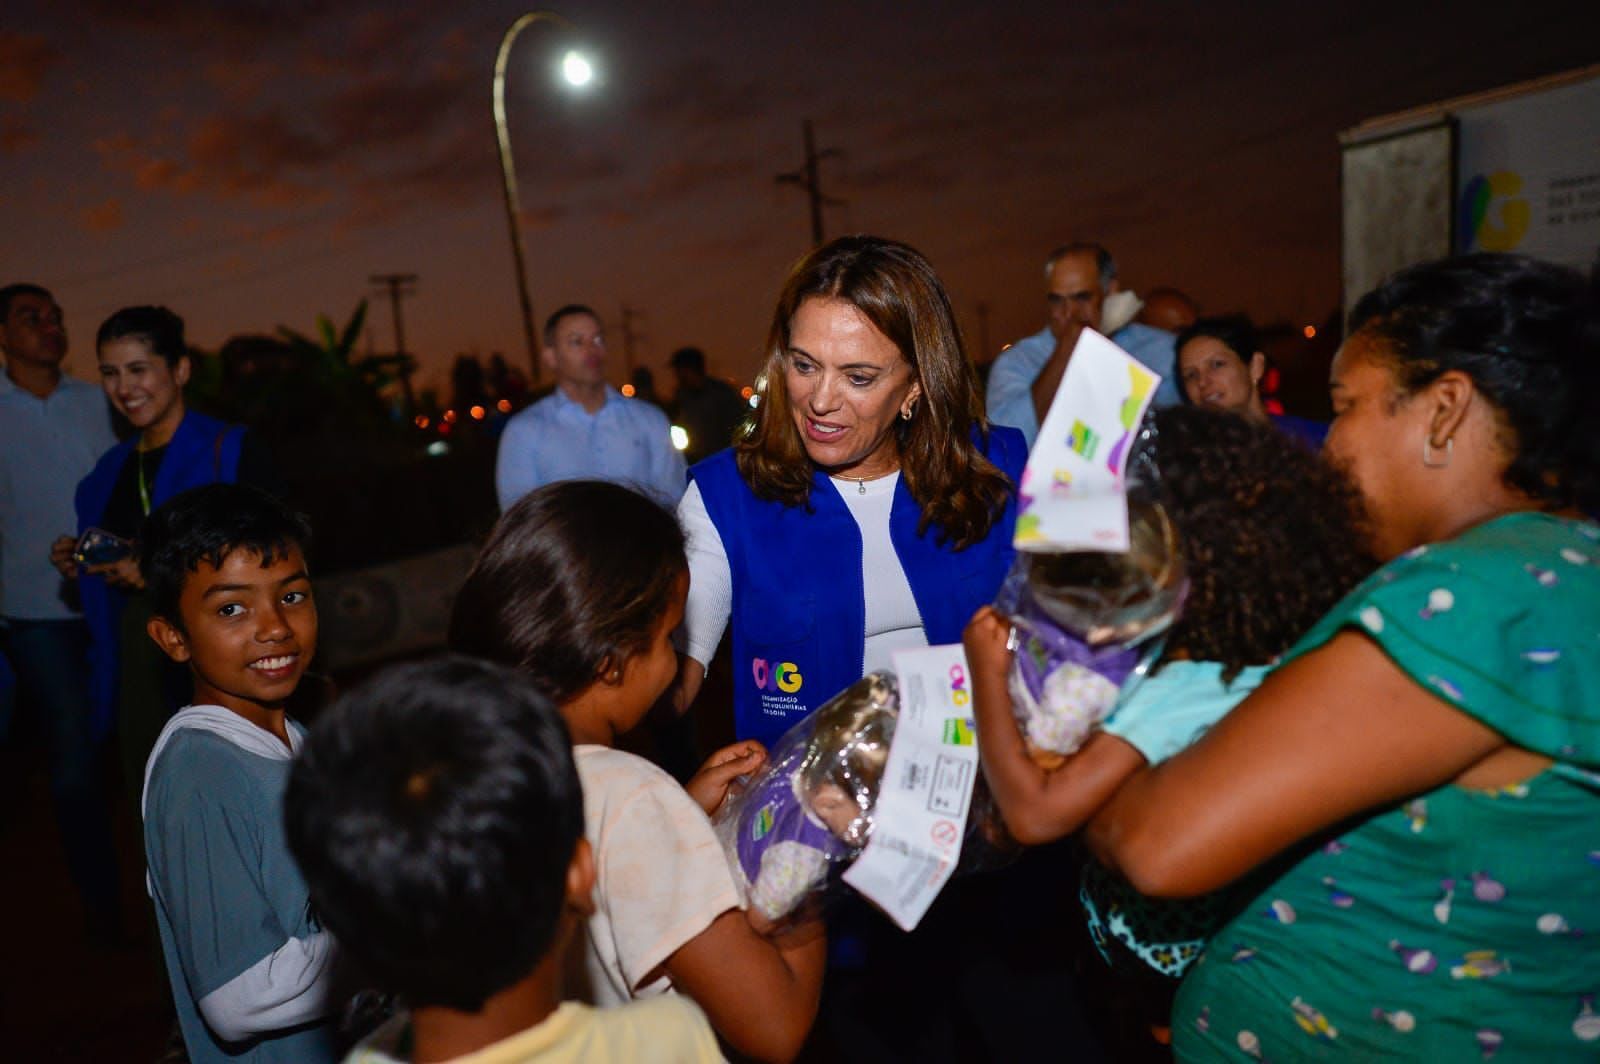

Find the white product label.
[{"left": 843, "top": 644, "right": 979, "bottom": 930}]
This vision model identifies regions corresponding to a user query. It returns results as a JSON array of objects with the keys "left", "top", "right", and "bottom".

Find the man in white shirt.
[
  {"left": 0, "top": 283, "right": 122, "bottom": 940},
  {"left": 495, "top": 305, "right": 686, "bottom": 511}
]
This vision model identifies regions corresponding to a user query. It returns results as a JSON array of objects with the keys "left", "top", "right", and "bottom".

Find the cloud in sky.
[
  {"left": 0, "top": 31, "right": 59, "bottom": 102},
  {"left": 1, "top": 115, "right": 39, "bottom": 154},
  {"left": 78, "top": 198, "right": 125, "bottom": 234},
  {"left": 17, "top": 0, "right": 1598, "bottom": 391},
  {"left": 82, "top": 0, "right": 329, "bottom": 55}
]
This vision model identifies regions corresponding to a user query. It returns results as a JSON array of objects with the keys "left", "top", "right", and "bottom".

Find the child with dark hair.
[
  {"left": 965, "top": 406, "right": 1374, "bottom": 1044},
  {"left": 285, "top": 656, "right": 724, "bottom": 1063},
  {"left": 449, "top": 480, "right": 825, "bottom": 1063},
  {"left": 138, "top": 483, "right": 340, "bottom": 1063}
]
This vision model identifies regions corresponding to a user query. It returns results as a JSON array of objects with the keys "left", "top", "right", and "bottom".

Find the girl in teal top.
[{"left": 1088, "top": 253, "right": 1600, "bottom": 1061}]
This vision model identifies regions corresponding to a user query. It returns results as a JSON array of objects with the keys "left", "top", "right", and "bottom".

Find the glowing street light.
[
  {"left": 493, "top": 11, "right": 595, "bottom": 385},
  {"left": 561, "top": 50, "right": 594, "bottom": 87}
]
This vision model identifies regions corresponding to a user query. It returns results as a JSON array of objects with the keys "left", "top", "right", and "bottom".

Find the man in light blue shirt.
[
  {"left": 495, "top": 304, "right": 686, "bottom": 511},
  {"left": 0, "top": 282, "right": 122, "bottom": 939},
  {"left": 986, "top": 244, "right": 1181, "bottom": 447}
]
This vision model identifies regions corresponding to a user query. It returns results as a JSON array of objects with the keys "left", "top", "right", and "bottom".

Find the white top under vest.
[{"left": 677, "top": 471, "right": 928, "bottom": 676}]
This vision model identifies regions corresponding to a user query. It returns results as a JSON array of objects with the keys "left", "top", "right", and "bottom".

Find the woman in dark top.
[
  {"left": 51, "top": 305, "right": 273, "bottom": 799},
  {"left": 1175, "top": 314, "right": 1327, "bottom": 448}
]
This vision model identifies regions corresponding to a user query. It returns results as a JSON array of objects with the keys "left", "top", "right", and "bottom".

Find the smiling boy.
[{"left": 138, "top": 483, "right": 340, "bottom": 1063}]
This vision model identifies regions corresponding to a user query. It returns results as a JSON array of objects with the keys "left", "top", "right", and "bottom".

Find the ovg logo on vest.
[{"left": 751, "top": 658, "right": 803, "bottom": 694}]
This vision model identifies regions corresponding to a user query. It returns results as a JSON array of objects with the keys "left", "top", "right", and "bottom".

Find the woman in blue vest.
[
  {"left": 58, "top": 306, "right": 270, "bottom": 801},
  {"left": 676, "top": 238, "right": 1102, "bottom": 1061},
  {"left": 675, "top": 235, "right": 1027, "bottom": 749}
]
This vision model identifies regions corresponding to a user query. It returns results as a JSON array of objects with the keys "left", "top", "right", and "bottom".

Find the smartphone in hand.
[{"left": 74, "top": 528, "right": 134, "bottom": 567}]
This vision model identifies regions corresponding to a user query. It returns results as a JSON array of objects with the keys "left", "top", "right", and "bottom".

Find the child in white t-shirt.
[{"left": 449, "top": 480, "right": 826, "bottom": 1063}]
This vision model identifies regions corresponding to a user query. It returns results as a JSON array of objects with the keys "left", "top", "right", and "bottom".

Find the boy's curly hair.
[{"left": 1152, "top": 407, "right": 1374, "bottom": 680}]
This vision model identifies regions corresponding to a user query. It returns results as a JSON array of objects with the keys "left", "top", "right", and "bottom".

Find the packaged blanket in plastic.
[
  {"left": 1000, "top": 331, "right": 1188, "bottom": 769},
  {"left": 713, "top": 671, "right": 898, "bottom": 924}
]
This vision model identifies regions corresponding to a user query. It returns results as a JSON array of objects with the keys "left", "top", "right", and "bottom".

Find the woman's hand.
[
  {"left": 686, "top": 739, "right": 767, "bottom": 817},
  {"left": 86, "top": 555, "right": 145, "bottom": 591},
  {"left": 49, "top": 535, "right": 79, "bottom": 578}
]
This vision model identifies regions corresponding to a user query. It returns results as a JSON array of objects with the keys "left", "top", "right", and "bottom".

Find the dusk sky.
[{"left": 4, "top": 1, "right": 1596, "bottom": 396}]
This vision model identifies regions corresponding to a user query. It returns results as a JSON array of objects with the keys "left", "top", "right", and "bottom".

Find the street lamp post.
[{"left": 492, "top": 11, "right": 592, "bottom": 387}]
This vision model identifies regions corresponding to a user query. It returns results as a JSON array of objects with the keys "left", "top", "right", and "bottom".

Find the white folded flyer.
[
  {"left": 1014, "top": 328, "right": 1163, "bottom": 553},
  {"left": 843, "top": 643, "right": 979, "bottom": 930}
]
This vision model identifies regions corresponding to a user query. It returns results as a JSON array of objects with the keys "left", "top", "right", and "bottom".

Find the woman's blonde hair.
[{"left": 735, "top": 235, "right": 1012, "bottom": 549}]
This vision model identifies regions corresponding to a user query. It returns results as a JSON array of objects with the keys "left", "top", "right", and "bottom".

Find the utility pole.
[
  {"left": 618, "top": 303, "right": 643, "bottom": 377},
  {"left": 775, "top": 119, "right": 844, "bottom": 246},
  {"left": 370, "top": 272, "right": 418, "bottom": 415}
]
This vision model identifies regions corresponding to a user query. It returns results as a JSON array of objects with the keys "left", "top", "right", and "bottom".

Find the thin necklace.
[{"left": 838, "top": 467, "right": 897, "bottom": 495}]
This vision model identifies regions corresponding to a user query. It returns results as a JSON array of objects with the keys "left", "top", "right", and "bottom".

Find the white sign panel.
[{"left": 1456, "top": 74, "right": 1600, "bottom": 269}]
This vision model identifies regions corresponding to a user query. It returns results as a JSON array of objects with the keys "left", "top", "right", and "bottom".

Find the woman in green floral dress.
[{"left": 1087, "top": 253, "right": 1600, "bottom": 1061}]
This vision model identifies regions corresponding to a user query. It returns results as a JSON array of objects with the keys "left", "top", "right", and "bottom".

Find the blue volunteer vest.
[
  {"left": 693, "top": 425, "right": 1027, "bottom": 748},
  {"left": 75, "top": 410, "right": 246, "bottom": 738}
]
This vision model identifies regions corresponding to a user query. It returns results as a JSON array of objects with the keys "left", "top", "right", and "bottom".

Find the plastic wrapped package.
[
  {"left": 997, "top": 427, "right": 1188, "bottom": 769},
  {"left": 714, "top": 672, "right": 898, "bottom": 923}
]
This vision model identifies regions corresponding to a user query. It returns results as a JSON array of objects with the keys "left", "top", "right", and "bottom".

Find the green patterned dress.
[{"left": 1173, "top": 513, "right": 1600, "bottom": 1061}]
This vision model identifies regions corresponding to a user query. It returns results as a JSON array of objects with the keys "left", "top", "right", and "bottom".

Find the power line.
[
  {"left": 97, "top": 235, "right": 375, "bottom": 310},
  {"left": 50, "top": 205, "right": 350, "bottom": 291}
]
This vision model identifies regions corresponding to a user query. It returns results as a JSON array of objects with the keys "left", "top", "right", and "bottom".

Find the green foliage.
[{"left": 185, "top": 300, "right": 421, "bottom": 469}]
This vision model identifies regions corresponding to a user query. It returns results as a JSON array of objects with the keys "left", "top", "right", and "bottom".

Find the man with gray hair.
[{"left": 987, "top": 243, "right": 1180, "bottom": 446}]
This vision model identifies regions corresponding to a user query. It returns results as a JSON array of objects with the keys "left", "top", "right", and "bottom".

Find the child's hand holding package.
[
  {"left": 714, "top": 672, "right": 898, "bottom": 925},
  {"left": 998, "top": 422, "right": 1188, "bottom": 769}
]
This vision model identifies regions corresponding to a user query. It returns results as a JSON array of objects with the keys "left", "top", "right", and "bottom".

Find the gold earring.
[{"left": 900, "top": 404, "right": 914, "bottom": 421}]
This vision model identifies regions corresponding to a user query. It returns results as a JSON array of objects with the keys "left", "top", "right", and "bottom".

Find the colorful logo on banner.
[
  {"left": 751, "top": 658, "right": 803, "bottom": 694},
  {"left": 1459, "top": 171, "right": 1530, "bottom": 252}
]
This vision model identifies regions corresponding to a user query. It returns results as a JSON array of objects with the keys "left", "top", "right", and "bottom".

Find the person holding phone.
[{"left": 51, "top": 306, "right": 276, "bottom": 807}]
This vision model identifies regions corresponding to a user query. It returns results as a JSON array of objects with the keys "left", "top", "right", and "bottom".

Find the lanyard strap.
[{"left": 137, "top": 449, "right": 151, "bottom": 516}]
